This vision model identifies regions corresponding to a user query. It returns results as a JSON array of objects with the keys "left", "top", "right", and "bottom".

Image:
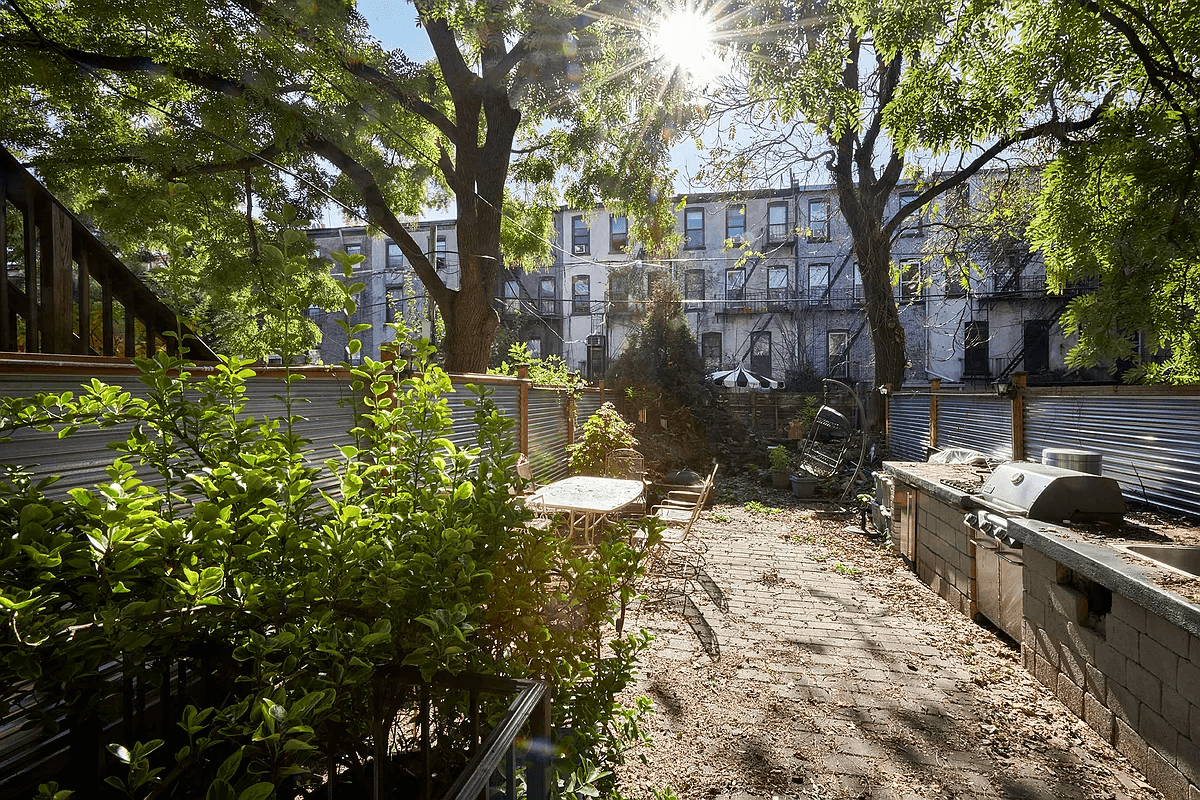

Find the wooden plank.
[
  {"left": 23, "top": 199, "right": 36, "bottom": 352},
  {"left": 124, "top": 301, "right": 135, "bottom": 358},
  {"left": 102, "top": 281, "right": 114, "bottom": 356},
  {"left": 0, "top": 173, "right": 9, "bottom": 351},
  {"left": 39, "top": 203, "right": 73, "bottom": 353},
  {"left": 76, "top": 249, "right": 90, "bottom": 355}
]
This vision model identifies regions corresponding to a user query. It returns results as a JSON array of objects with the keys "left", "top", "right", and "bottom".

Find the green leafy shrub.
[
  {"left": 0, "top": 332, "right": 651, "bottom": 796},
  {"left": 768, "top": 445, "right": 791, "bottom": 472},
  {"left": 490, "top": 342, "right": 578, "bottom": 387},
  {"left": 567, "top": 402, "right": 639, "bottom": 476}
]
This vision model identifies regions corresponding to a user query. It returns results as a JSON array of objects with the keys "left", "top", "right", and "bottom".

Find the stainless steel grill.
[
  {"left": 970, "top": 461, "right": 1126, "bottom": 524},
  {"left": 966, "top": 461, "right": 1125, "bottom": 641}
]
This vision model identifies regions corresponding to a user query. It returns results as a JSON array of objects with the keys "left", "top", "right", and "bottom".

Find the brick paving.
[{"left": 620, "top": 509, "right": 1159, "bottom": 800}]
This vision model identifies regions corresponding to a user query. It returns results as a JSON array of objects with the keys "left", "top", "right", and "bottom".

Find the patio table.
[{"left": 524, "top": 475, "right": 645, "bottom": 544}]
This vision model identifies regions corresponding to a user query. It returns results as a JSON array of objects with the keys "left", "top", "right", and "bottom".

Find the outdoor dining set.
[{"left": 516, "top": 450, "right": 720, "bottom": 607}]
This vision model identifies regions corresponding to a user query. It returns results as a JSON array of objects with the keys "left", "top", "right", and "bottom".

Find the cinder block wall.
[
  {"left": 1023, "top": 546, "right": 1200, "bottom": 800},
  {"left": 913, "top": 493, "right": 975, "bottom": 618}
]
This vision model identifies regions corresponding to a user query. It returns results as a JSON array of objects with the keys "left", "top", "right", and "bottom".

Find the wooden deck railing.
[{"left": 1, "top": 146, "right": 215, "bottom": 361}]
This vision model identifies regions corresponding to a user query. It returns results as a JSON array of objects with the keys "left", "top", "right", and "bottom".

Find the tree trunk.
[
  {"left": 440, "top": 278, "right": 500, "bottom": 374},
  {"left": 833, "top": 164, "right": 907, "bottom": 432},
  {"left": 853, "top": 227, "right": 907, "bottom": 429}
]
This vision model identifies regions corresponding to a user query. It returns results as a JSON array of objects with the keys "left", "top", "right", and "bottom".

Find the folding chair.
[{"left": 604, "top": 447, "right": 648, "bottom": 516}]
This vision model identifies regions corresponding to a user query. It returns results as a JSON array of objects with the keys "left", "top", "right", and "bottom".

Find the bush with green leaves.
[
  {"left": 489, "top": 342, "right": 578, "bottom": 388},
  {"left": 567, "top": 403, "right": 639, "bottom": 477},
  {"left": 0, "top": 324, "right": 652, "bottom": 796}
]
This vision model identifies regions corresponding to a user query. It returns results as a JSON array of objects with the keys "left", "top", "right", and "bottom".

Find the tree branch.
[
  {"left": 303, "top": 134, "right": 452, "bottom": 309},
  {"left": 883, "top": 93, "right": 1115, "bottom": 237}
]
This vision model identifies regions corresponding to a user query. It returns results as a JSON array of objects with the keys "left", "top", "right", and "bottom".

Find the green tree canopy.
[
  {"left": 698, "top": 0, "right": 1111, "bottom": 415},
  {"left": 0, "top": 0, "right": 689, "bottom": 368}
]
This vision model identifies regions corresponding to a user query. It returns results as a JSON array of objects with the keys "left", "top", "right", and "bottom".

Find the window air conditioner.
[{"left": 573, "top": 244, "right": 586, "bottom": 255}]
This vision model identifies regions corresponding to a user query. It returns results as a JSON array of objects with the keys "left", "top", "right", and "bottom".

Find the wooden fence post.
[
  {"left": 517, "top": 364, "right": 530, "bottom": 455},
  {"left": 929, "top": 379, "right": 940, "bottom": 453},
  {"left": 40, "top": 203, "right": 73, "bottom": 353},
  {"left": 884, "top": 384, "right": 892, "bottom": 454},
  {"left": 1011, "top": 372, "right": 1027, "bottom": 461}
]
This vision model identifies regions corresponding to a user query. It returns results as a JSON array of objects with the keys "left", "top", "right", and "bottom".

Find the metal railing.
[
  {"left": 766, "top": 222, "right": 792, "bottom": 243},
  {"left": 798, "top": 288, "right": 862, "bottom": 310},
  {"left": 988, "top": 272, "right": 1047, "bottom": 296},
  {"left": 373, "top": 666, "right": 551, "bottom": 800},
  {"left": 716, "top": 289, "right": 796, "bottom": 314}
]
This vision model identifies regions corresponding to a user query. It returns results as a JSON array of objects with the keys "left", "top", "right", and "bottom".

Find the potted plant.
[
  {"left": 790, "top": 466, "right": 819, "bottom": 498},
  {"left": 768, "top": 445, "right": 791, "bottom": 489}
]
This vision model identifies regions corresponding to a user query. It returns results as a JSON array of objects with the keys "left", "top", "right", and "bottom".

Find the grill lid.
[{"left": 971, "top": 461, "right": 1125, "bottom": 523}]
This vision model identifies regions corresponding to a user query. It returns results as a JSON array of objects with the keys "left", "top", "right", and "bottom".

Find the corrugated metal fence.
[
  {"left": 888, "top": 383, "right": 1200, "bottom": 518},
  {"left": 886, "top": 394, "right": 929, "bottom": 461},
  {"left": 527, "top": 387, "right": 570, "bottom": 483},
  {"left": 0, "top": 358, "right": 599, "bottom": 495},
  {"left": 936, "top": 394, "right": 1013, "bottom": 460},
  {"left": 1024, "top": 390, "right": 1200, "bottom": 518}
]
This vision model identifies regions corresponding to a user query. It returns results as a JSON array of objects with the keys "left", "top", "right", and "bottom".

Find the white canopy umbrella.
[{"left": 708, "top": 365, "right": 781, "bottom": 391}]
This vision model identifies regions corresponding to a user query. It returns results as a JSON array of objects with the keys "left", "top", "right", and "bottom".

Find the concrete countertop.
[{"left": 883, "top": 460, "right": 1200, "bottom": 640}]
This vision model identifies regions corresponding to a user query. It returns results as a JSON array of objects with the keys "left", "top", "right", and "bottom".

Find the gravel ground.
[{"left": 614, "top": 476, "right": 1164, "bottom": 800}]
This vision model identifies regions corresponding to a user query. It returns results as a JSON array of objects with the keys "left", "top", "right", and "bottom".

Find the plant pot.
[
  {"left": 771, "top": 470, "right": 790, "bottom": 489},
  {"left": 790, "top": 473, "right": 818, "bottom": 498}
]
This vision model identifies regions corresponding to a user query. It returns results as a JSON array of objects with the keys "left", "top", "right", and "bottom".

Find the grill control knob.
[{"left": 1010, "top": 473, "right": 1024, "bottom": 485}]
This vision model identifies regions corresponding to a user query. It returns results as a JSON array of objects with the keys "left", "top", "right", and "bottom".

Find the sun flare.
[{"left": 650, "top": 7, "right": 726, "bottom": 85}]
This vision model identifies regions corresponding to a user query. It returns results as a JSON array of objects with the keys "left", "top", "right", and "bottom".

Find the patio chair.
[
  {"left": 793, "top": 406, "right": 853, "bottom": 478},
  {"left": 659, "top": 462, "right": 718, "bottom": 510},
  {"left": 604, "top": 447, "right": 648, "bottom": 516}
]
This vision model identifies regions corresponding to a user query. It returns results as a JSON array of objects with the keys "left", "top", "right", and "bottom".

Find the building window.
[
  {"left": 768, "top": 202, "right": 788, "bottom": 242},
  {"left": 586, "top": 334, "right": 607, "bottom": 382},
  {"left": 899, "top": 191, "right": 922, "bottom": 237},
  {"left": 386, "top": 241, "right": 403, "bottom": 269},
  {"left": 684, "top": 207, "right": 705, "bottom": 249},
  {"left": 610, "top": 215, "right": 627, "bottom": 251},
  {"left": 684, "top": 269, "right": 705, "bottom": 306},
  {"left": 528, "top": 337, "right": 542, "bottom": 359},
  {"left": 344, "top": 243, "right": 362, "bottom": 257},
  {"left": 572, "top": 215, "right": 590, "bottom": 255},
  {"left": 808, "top": 199, "right": 829, "bottom": 242},
  {"left": 726, "top": 204, "right": 745, "bottom": 241},
  {"left": 768, "top": 266, "right": 789, "bottom": 301},
  {"left": 899, "top": 259, "right": 922, "bottom": 301},
  {"left": 808, "top": 262, "right": 829, "bottom": 304},
  {"left": 946, "top": 260, "right": 967, "bottom": 297},
  {"left": 1024, "top": 320, "right": 1051, "bottom": 373},
  {"left": 995, "top": 251, "right": 1027, "bottom": 292},
  {"left": 828, "top": 330, "right": 849, "bottom": 378},
  {"left": 725, "top": 268, "right": 746, "bottom": 301},
  {"left": 385, "top": 285, "right": 404, "bottom": 324},
  {"left": 964, "top": 321, "right": 989, "bottom": 376},
  {"left": 503, "top": 279, "right": 521, "bottom": 314},
  {"left": 572, "top": 274, "right": 591, "bottom": 314},
  {"left": 852, "top": 265, "right": 863, "bottom": 303},
  {"left": 750, "top": 331, "right": 772, "bottom": 377},
  {"left": 701, "top": 332, "right": 722, "bottom": 369},
  {"left": 647, "top": 271, "right": 670, "bottom": 299},
  {"left": 538, "top": 276, "right": 556, "bottom": 315},
  {"left": 609, "top": 273, "right": 629, "bottom": 311},
  {"left": 435, "top": 236, "right": 447, "bottom": 269}
]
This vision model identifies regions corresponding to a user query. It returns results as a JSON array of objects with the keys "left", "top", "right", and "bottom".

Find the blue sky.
[
  {"left": 324, "top": 2, "right": 732, "bottom": 224},
  {"left": 356, "top": 2, "right": 432, "bottom": 62}
]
